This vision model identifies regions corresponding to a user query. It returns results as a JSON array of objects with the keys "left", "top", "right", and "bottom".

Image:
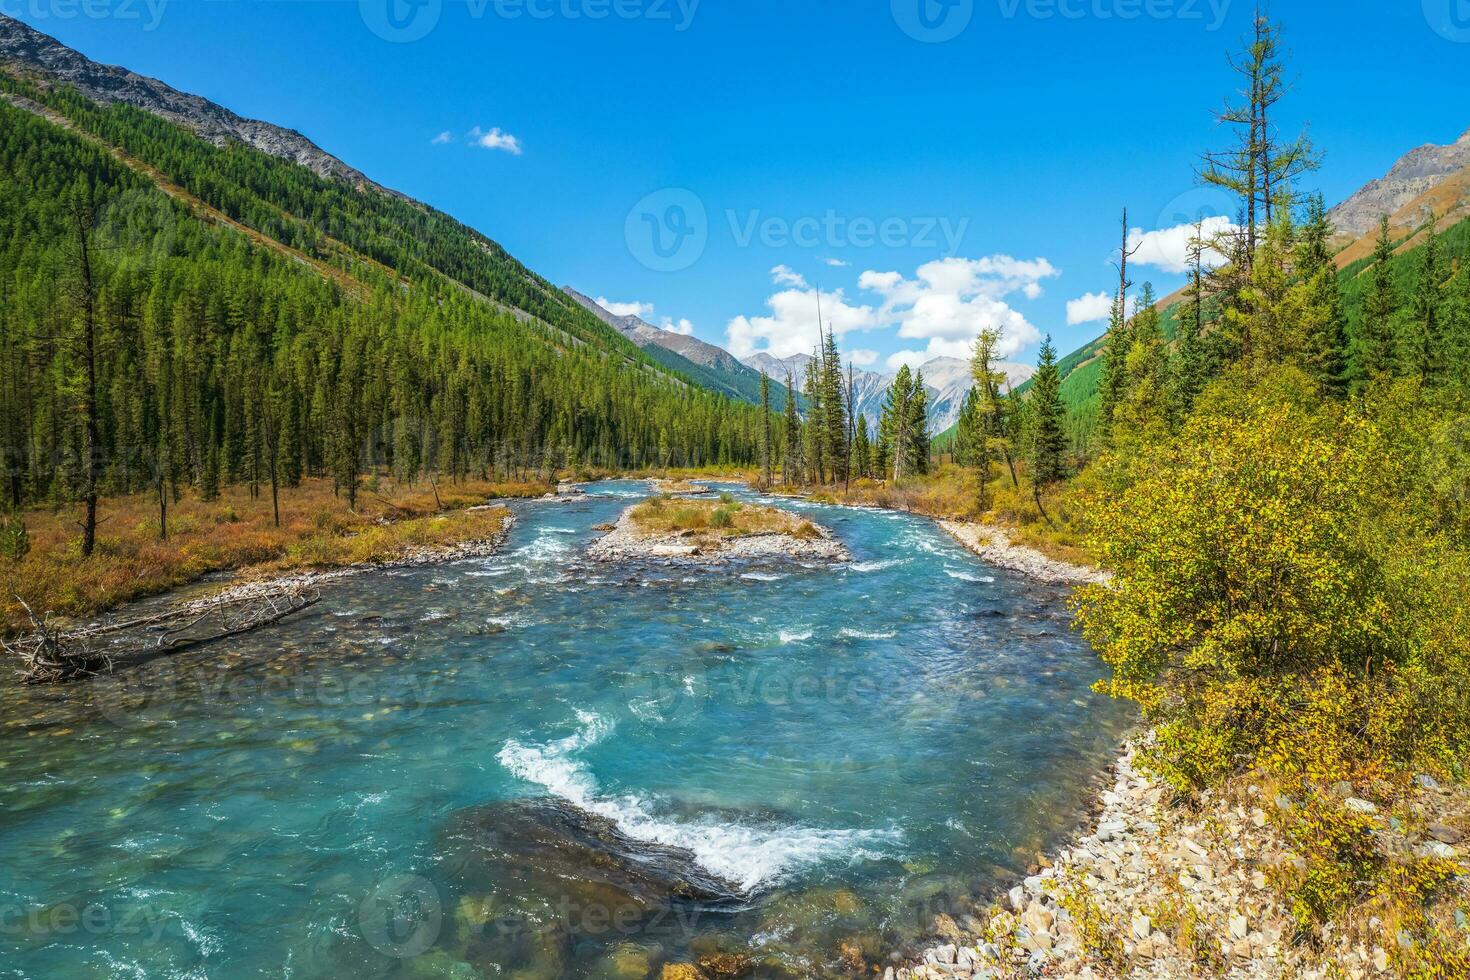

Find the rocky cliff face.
[
  {"left": 1327, "top": 126, "right": 1470, "bottom": 238},
  {"left": 0, "top": 13, "right": 387, "bottom": 194}
]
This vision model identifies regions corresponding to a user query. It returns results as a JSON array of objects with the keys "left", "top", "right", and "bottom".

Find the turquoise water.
[{"left": 0, "top": 481, "right": 1128, "bottom": 979}]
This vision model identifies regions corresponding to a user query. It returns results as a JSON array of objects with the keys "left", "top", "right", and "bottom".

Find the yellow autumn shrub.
[{"left": 1074, "top": 371, "right": 1470, "bottom": 926}]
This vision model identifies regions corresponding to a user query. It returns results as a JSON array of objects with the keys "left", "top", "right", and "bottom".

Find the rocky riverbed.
[
  {"left": 588, "top": 504, "right": 851, "bottom": 564},
  {"left": 892, "top": 743, "right": 1469, "bottom": 980}
]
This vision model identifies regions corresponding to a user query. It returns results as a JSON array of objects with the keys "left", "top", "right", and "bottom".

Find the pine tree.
[
  {"left": 820, "top": 328, "right": 848, "bottom": 484},
  {"left": 953, "top": 388, "right": 980, "bottom": 468},
  {"left": 969, "top": 333, "right": 1000, "bottom": 505},
  {"left": 1098, "top": 209, "right": 1139, "bottom": 443},
  {"left": 802, "top": 355, "right": 823, "bottom": 484},
  {"left": 1112, "top": 284, "right": 1171, "bottom": 456}
]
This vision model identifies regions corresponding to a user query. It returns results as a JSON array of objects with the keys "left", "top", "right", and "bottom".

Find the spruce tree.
[
  {"left": 1410, "top": 213, "right": 1446, "bottom": 384},
  {"left": 879, "top": 366, "right": 915, "bottom": 481},
  {"left": 853, "top": 415, "right": 871, "bottom": 480},
  {"left": 759, "top": 371, "right": 773, "bottom": 490},
  {"left": 1353, "top": 216, "right": 1400, "bottom": 387},
  {"left": 1028, "top": 335, "right": 1067, "bottom": 489},
  {"left": 1296, "top": 194, "right": 1348, "bottom": 396},
  {"left": 909, "top": 371, "right": 930, "bottom": 476},
  {"left": 782, "top": 372, "right": 801, "bottom": 486},
  {"left": 1170, "top": 221, "right": 1211, "bottom": 421}
]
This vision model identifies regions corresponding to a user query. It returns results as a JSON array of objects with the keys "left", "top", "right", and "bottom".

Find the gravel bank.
[
  {"left": 938, "top": 520, "right": 1108, "bottom": 586},
  {"left": 587, "top": 505, "right": 850, "bottom": 564}
]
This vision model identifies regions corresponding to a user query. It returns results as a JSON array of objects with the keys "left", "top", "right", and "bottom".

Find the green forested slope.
[{"left": 0, "top": 78, "right": 767, "bottom": 518}]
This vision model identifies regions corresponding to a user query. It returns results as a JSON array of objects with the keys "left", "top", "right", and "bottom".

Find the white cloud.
[
  {"left": 726, "top": 286, "right": 882, "bottom": 359},
  {"left": 660, "top": 317, "right": 695, "bottom": 336},
  {"left": 847, "top": 348, "right": 879, "bottom": 367},
  {"left": 824, "top": 257, "right": 849, "bottom": 267},
  {"left": 595, "top": 297, "right": 654, "bottom": 319},
  {"left": 470, "top": 126, "right": 523, "bottom": 155},
  {"left": 1023, "top": 282, "right": 1043, "bottom": 300},
  {"left": 770, "top": 264, "right": 808, "bottom": 288},
  {"left": 885, "top": 350, "right": 930, "bottom": 373},
  {"left": 1127, "top": 215, "right": 1234, "bottom": 274},
  {"left": 431, "top": 130, "right": 453, "bottom": 145},
  {"left": 857, "top": 255, "right": 1055, "bottom": 363},
  {"left": 729, "top": 253, "right": 1056, "bottom": 365},
  {"left": 1066, "top": 290, "right": 1113, "bottom": 326}
]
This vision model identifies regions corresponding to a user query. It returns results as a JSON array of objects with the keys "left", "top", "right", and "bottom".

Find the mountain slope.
[
  {"left": 0, "top": 14, "right": 767, "bottom": 492},
  {"left": 1328, "top": 127, "right": 1470, "bottom": 240}
]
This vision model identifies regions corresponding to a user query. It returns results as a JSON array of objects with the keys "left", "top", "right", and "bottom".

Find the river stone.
[
  {"left": 1428, "top": 822, "right": 1462, "bottom": 844},
  {"left": 438, "top": 797, "right": 748, "bottom": 924}
]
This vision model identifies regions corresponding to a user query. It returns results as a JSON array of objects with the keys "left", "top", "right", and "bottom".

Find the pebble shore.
[{"left": 892, "top": 743, "right": 1468, "bottom": 979}]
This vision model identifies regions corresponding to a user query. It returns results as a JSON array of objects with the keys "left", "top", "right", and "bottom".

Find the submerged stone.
[{"left": 439, "top": 796, "right": 750, "bottom": 920}]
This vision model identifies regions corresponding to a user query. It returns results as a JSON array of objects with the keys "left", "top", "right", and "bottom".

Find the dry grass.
[
  {"left": 0, "top": 474, "right": 549, "bottom": 631},
  {"left": 785, "top": 465, "right": 1098, "bottom": 567},
  {"left": 628, "top": 495, "right": 818, "bottom": 548}
]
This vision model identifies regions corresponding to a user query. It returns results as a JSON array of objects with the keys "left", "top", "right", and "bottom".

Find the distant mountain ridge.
[
  {"left": 0, "top": 12, "right": 386, "bottom": 193},
  {"left": 564, "top": 288, "right": 796, "bottom": 407},
  {"left": 1328, "top": 126, "right": 1470, "bottom": 240},
  {"left": 741, "top": 352, "right": 1032, "bottom": 435}
]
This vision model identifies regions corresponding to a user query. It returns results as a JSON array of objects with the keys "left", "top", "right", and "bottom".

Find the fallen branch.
[{"left": 2, "top": 583, "right": 321, "bottom": 684}]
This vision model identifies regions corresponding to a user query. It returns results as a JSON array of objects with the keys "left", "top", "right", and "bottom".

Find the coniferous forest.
[{"left": 0, "top": 73, "right": 768, "bottom": 556}]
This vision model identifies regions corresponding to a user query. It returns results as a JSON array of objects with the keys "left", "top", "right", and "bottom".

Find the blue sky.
[{"left": 14, "top": 0, "right": 1470, "bottom": 371}]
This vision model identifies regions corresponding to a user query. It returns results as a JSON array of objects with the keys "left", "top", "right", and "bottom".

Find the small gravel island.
[{"left": 588, "top": 494, "right": 851, "bottom": 564}]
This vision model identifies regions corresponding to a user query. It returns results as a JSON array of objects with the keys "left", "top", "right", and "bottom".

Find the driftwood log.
[{"left": 3, "top": 582, "right": 321, "bottom": 684}]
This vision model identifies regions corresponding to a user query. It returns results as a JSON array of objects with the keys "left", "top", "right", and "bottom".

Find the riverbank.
[
  {"left": 937, "top": 520, "right": 1108, "bottom": 586},
  {"left": 893, "top": 741, "right": 1470, "bottom": 980},
  {"left": 0, "top": 474, "right": 545, "bottom": 634}
]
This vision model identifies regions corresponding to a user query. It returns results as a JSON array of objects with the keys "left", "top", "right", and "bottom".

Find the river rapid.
[{"left": 0, "top": 480, "right": 1129, "bottom": 979}]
